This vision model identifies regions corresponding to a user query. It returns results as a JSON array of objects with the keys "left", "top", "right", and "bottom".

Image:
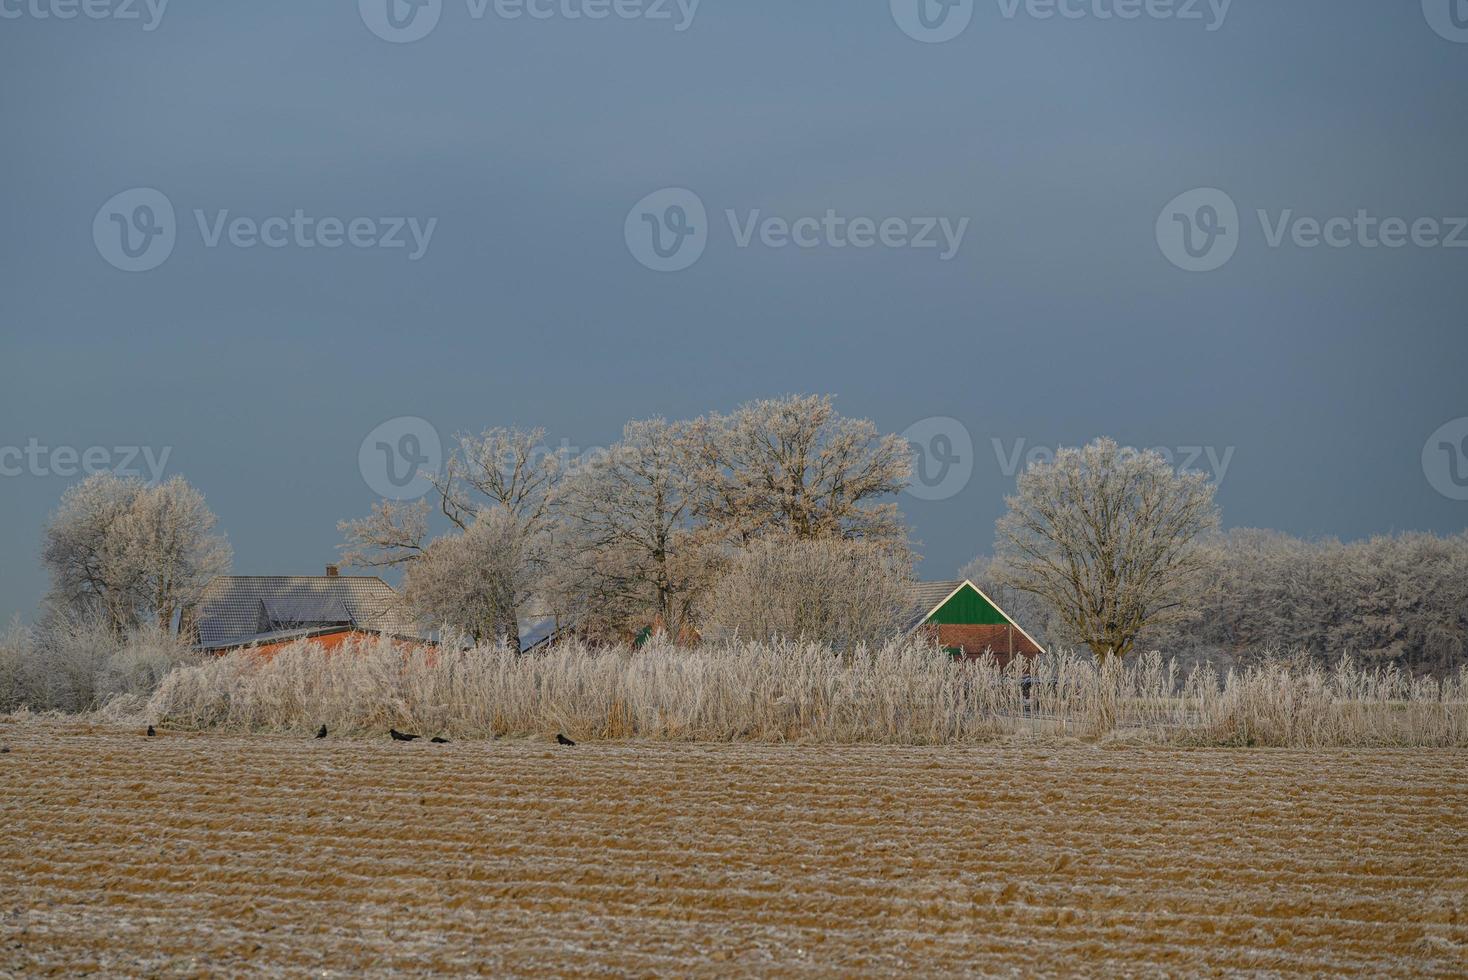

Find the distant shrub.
[
  {"left": 0, "top": 620, "right": 200, "bottom": 714},
  {"left": 704, "top": 538, "right": 913, "bottom": 652},
  {"left": 0, "top": 623, "right": 32, "bottom": 712},
  {"left": 99, "top": 626, "right": 204, "bottom": 703}
]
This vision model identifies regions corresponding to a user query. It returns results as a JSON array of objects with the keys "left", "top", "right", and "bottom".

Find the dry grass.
[
  {"left": 1, "top": 720, "right": 1464, "bottom": 976},
  {"left": 145, "top": 637, "right": 1468, "bottom": 747}
]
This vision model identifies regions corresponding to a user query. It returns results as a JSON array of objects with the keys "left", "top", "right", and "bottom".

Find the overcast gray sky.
[{"left": 2, "top": 0, "right": 1466, "bottom": 624}]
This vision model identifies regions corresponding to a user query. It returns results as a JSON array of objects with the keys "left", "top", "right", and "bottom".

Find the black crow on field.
[
  {"left": 316, "top": 725, "right": 328, "bottom": 739},
  {"left": 389, "top": 729, "right": 419, "bottom": 742},
  {"left": 430, "top": 736, "right": 450, "bottom": 744},
  {"left": 146, "top": 725, "right": 156, "bottom": 737},
  {"left": 556, "top": 733, "right": 576, "bottom": 746}
]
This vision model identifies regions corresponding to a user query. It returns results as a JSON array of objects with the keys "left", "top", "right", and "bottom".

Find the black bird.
[
  {"left": 389, "top": 729, "right": 419, "bottom": 742},
  {"left": 316, "top": 725, "right": 328, "bottom": 739},
  {"left": 146, "top": 725, "right": 156, "bottom": 737},
  {"left": 556, "top": 733, "right": 576, "bottom": 747},
  {"left": 430, "top": 736, "right": 450, "bottom": 744}
]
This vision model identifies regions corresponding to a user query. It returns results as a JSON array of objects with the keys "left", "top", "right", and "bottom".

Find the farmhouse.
[
  {"left": 183, "top": 567, "right": 427, "bottom": 655},
  {"left": 907, "top": 580, "right": 1045, "bottom": 665},
  {"left": 184, "top": 566, "right": 569, "bottom": 654}
]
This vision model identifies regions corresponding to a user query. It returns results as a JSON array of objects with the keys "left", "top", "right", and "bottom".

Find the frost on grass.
[
  {"left": 146, "top": 635, "right": 1468, "bottom": 747},
  {"left": 0, "top": 728, "right": 1463, "bottom": 976}
]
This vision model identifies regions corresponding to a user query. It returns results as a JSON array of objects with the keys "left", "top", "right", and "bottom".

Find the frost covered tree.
[
  {"left": 995, "top": 438, "right": 1219, "bottom": 661},
  {"left": 117, "top": 479, "right": 234, "bottom": 631},
  {"left": 344, "top": 403, "right": 917, "bottom": 644},
  {"left": 684, "top": 395, "right": 911, "bottom": 547},
  {"left": 971, "top": 527, "right": 1468, "bottom": 674},
  {"left": 401, "top": 508, "right": 546, "bottom": 647},
  {"left": 41, "top": 473, "right": 231, "bottom": 635},
  {"left": 705, "top": 537, "right": 915, "bottom": 652},
  {"left": 551, "top": 399, "right": 914, "bottom": 640},
  {"left": 340, "top": 426, "right": 560, "bottom": 569},
  {"left": 553, "top": 418, "right": 713, "bottom": 640},
  {"left": 340, "top": 426, "right": 563, "bottom": 637},
  {"left": 432, "top": 425, "right": 562, "bottom": 533},
  {"left": 338, "top": 499, "right": 431, "bottom": 570},
  {"left": 41, "top": 473, "right": 140, "bottom": 632}
]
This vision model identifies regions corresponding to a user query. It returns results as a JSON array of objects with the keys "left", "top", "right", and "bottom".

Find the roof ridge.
[{"left": 210, "top": 574, "right": 388, "bottom": 581}]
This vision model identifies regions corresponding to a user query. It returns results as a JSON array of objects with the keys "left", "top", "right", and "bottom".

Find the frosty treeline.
[
  {"left": 8, "top": 393, "right": 1467, "bottom": 719},
  {"left": 968, "top": 528, "right": 1468, "bottom": 676},
  {"left": 339, "top": 395, "right": 916, "bottom": 650}
]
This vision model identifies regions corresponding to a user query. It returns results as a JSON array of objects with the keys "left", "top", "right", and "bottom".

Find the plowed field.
[{"left": 2, "top": 722, "right": 1465, "bottom": 976}]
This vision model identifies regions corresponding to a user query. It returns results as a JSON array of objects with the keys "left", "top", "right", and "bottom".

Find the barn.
[{"left": 907, "top": 580, "right": 1045, "bottom": 665}]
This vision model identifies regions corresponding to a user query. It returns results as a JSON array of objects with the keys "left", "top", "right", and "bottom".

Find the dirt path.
[{"left": 2, "top": 721, "right": 1465, "bottom": 976}]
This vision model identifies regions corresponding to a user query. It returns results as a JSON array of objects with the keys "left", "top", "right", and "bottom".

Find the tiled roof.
[
  {"left": 190, "top": 576, "right": 421, "bottom": 649},
  {"left": 904, "top": 580, "right": 965, "bottom": 631}
]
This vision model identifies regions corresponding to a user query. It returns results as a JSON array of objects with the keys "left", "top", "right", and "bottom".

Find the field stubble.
[{"left": 2, "top": 720, "right": 1466, "bottom": 976}]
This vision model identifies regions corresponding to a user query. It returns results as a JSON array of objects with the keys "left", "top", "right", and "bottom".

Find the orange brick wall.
[{"left": 226, "top": 630, "right": 432, "bottom": 662}]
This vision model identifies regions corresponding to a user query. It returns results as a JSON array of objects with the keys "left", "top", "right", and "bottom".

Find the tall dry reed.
[{"left": 145, "top": 637, "right": 1468, "bottom": 747}]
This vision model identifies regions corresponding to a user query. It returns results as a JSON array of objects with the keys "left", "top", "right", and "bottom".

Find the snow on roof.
[{"left": 191, "top": 575, "right": 420, "bottom": 649}]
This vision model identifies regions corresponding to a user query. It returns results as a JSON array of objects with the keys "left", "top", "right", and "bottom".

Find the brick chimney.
[{"left": 325, "top": 564, "right": 339, "bottom": 577}]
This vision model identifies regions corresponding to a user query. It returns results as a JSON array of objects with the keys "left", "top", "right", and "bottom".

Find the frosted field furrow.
[{"left": 2, "top": 723, "right": 1465, "bottom": 977}]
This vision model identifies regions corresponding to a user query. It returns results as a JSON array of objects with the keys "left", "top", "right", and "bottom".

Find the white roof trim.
[{"left": 920, "top": 579, "right": 1047, "bottom": 655}]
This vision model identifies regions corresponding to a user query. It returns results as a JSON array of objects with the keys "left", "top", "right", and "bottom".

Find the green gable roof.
[
  {"left": 925, "top": 582, "right": 1011, "bottom": 626},
  {"left": 904, "top": 580, "right": 1046, "bottom": 653}
]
